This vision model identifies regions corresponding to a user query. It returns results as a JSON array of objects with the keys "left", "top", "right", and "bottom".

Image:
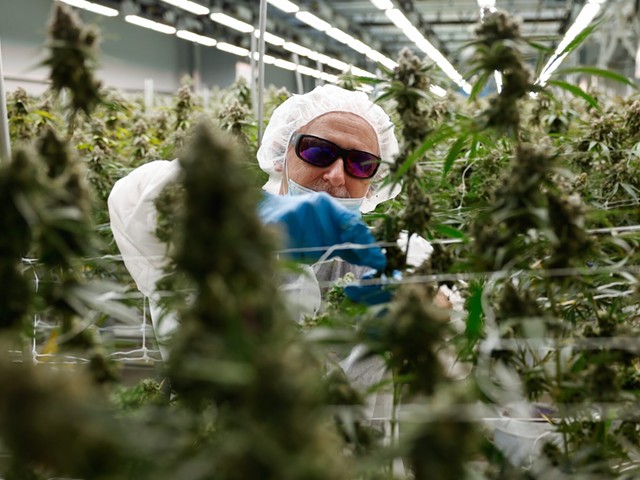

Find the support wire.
[
  {"left": 0, "top": 38, "right": 12, "bottom": 162},
  {"left": 257, "top": 0, "right": 268, "bottom": 145}
]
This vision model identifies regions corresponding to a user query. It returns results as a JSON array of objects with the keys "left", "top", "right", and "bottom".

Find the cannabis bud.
[{"left": 45, "top": 2, "right": 103, "bottom": 116}]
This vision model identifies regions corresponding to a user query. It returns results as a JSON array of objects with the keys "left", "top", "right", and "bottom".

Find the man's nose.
[{"left": 323, "top": 158, "right": 346, "bottom": 186}]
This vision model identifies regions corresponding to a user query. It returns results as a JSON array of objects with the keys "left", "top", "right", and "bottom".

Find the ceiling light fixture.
[
  {"left": 536, "top": 0, "right": 607, "bottom": 86},
  {"left": 72, "top": 0, "right": 365, "bottom": 86},
  {"left": 347, "top": 39, "right": 372, "bottom": 55},
  {"left": 476, "top": 0, "right": 496, "bottom": 9},
  {"left": 371, "top": 0, "right": 471, "bottom": 94},
  {"left": 176, "top": 30, "right": 217, "bottom": 46},
  {"left": 254, "top": 30, "right": 286, "bottom": 47},
  {"left": 317, "top": 53, "right": 349, "bottom": 72},
  {"left": 274, "top": 58, "right": 297, "bottom": 70},
  {"left": 351, "top": 66, "right": 377, "bottom": 78},
  {"left": 494, "top": 71, "right": 503, "bottom": 93},
  {"left": 370, "top": 0, "right": 394, "bottom": 9},
  {"left": 297, "top": 64, "right": 321, "bottom": 78},
  {"left": 58, "top": 0, "right": 118, "bottom": 17},
  {"left": 216, "top": 42, "right": 249, "bottom": 57},
  {"left": 210, "top": 12, "right": 254, "bottom": 33},
  {"left": 430, "top": 84, "right": 447, "bottom": 97},
  {"left": 125, "top": 15, "right": 176, "bottom": 34},
  {"left": 320, "top": 72, "right": 339, "bottom": 83},
  {"left": 159, "top": 0, "right": 209, "bottom": 16},
  {"left": 325, "top": 28, "right": 352, "bottom": 44},
  {"left": 325, "top": 27, "right": 396, "bottom": 67},
  {"left": 295, "top": 11, "right": 331, "bottom": 32},
  {"left": 385, "top": 8, "right": 413, "bottom": 31},
  {"left": 259, "top": 4, "right": 394, "bottom": 78},
  {"left": 366, "top": 50, "right": 397, "bottom": 70},
  {"left": 282, "top": 41, "right": 317, "bottom": 59},
  {"left": 252, "top": 52, "right": 277, "bottom": 64},
  {"left": 267, "top": 0, "right": 299, "bottom": 14}
]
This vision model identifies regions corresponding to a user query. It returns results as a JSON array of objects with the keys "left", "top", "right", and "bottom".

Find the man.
[
  {"left": 109, "top": 84, "right": 431, "bottom": 429},
  {"left": 110, "top": 85, "right": 401, "bottom": 341},
  {"left": 109, "top": 84, "right": 433, "bottom": 350},
  {"left": 256, "top": 84, "right": 433, "bottom": 315},
  {"left": 255, "top": 84, "right": 413, "bottom": 316}
]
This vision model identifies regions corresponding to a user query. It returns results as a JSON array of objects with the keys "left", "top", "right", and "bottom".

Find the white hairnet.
[{"left": 257, "top": 84, "right": 400, "bottom": 213}]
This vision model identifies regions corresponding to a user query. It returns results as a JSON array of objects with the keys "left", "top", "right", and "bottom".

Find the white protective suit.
[{"left": 108, "top": 84, "right": 435, "bottom": 430}]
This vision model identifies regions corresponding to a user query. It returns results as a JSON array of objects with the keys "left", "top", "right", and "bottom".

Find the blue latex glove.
[
  {"left": 258, "top": 192, "right": 386, "bottom": 271},
  {"left": 344, "top": 269, "right": 402, "bottom": 305}
]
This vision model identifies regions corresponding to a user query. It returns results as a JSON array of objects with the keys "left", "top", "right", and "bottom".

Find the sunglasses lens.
[
  {"left": 295, "top": 135, "right": 381, "bottom": 179},
  {"left": 347, "top": 152, "right": 380, "bottom": 179},
  {"left": 297, "top": 136, "right": 338, "bottom": 167}
]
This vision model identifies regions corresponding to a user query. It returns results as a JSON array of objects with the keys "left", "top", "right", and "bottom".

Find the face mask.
[{"left": 287, "top": 178, "right": 365, "bottom": 215}]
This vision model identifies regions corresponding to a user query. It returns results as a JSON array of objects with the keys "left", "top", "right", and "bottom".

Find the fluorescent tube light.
[
  {"left": 403, "top": 26, "right": 425, "bottom": 44},
  {"left": 326, "top": 28, "right": 372, "bottom": 56},
  {"left": 254, "top": 30, "right": 286, "bottom": 47},
  {"left": 216, "top": 42, "right": 249, "bottom": 57},
  {"left": 366, "top": 50, "right": 397, "bottom": 70},
  {"left": 125, "top": 15, "right": 176, "bottom": 34},
  {"left": 494, "top": 71, "right": 503, "bottom": 93},
  {"left": 351, "top": 66, "right": 376, "bottom": 78},
  {"left": 326, "top": 28, "right": 353, "bottom": 44},
  {"left": 430, "top": 85, "right": 447, "bottom": 97},
  {"left": 274, "top": 58, "right": 297, "bottom": 70},
  {"left": 295, "top": 11, "right": 331, "bottom": 32},
  {"left": 320, "top": 72, "right": 339, "bottom": 83},
  {"left": 159, "top": 0, "right": 209, "bottom": 15},
  {"left": 371, "top": 0, "right": 394, "bottom": 9},
  {"left": 414, "top": 37, "right": 472, "bottom": 94},
  {"left": 297, "top": 65, "right": 321, "bottom": 78},
  {"left": 210, "top": 13, "right": 254, "bottom": 33},
  {"left": 379, "top": 4, "right": 472, "bottom": 93},
  {"left": 537, "top": 0, "right": 606, "bottom": 86},
  {"left": 267, "top": 0, "right": 299, "bottom": 13},
  {"left": 347, "top": 38, "right": 372, "bottom": 55},
  {"left": 283, "top": 41, "right": 314, "bottom": 58},
  {"left": 317, "top": 53, "right": 349, "bottom": 72},
  {"left": 59, "top": 0, "right": 118, "bottom": 17},
  {"left": 176, "top": 30, "right": 217, "bottom": 46},
  {"left": 327, "top": 28, "right": 372, "bottom": 54},
  {"left": 252, "top": 52, "right": 277, "bottom": 64},
  {"left": 385, "top": 8, "right": 413, "bottom": 31}
]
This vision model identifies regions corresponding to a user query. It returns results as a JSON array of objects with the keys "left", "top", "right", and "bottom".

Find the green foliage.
[
  {"left": 43, "top": 2, "right": 102, "bottom": 117},
  {"left": 4, "top": 5, "right": 640, "bottom": 479}
]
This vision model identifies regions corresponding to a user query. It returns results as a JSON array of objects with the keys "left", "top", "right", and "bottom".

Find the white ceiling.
[{"left": 115, "top": 0, "right": 639, "bottom": 78}]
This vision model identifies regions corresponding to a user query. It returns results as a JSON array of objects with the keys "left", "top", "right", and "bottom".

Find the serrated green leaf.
[
  {"left": 557, "top": 22, "right": 599, "bottom": 59},
  {"left": 547, "top": 79, "right": 600, "bottom": 111},
  {"left": 526, "top": 40, "right": 553, "bottom": 54},
  {"left": 434, "top": 224, "right": 468, "bottom": 240},
  {"left": 466, "top": 281, "right": 484, "bottom": 343},
  {"left": 32, "top": 109, "right": 55, "bottom": 120},
  {"left": 556, "top": 66, "right": 638, "bottom": 89},
  {"left": 620, "top": 182, "right": 640, "bottom": 201},
  {"left": 469, "top": 71, "right": 491, "bottom": 102},
  {"left": 395, "top": 126, "right": 455, "bottom": 178},
  {"left": 442, "top": 134, "right": 468, "bottom": 179}
]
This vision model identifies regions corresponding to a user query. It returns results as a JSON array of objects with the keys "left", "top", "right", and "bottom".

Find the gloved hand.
[
  {"left": 258, "top": 192, "right": 386, "bottom": 271},
  {"left": 343, "top": 269, "right": 402, "bottom": 305}
]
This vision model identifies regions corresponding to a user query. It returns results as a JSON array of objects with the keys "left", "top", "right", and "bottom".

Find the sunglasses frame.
[{"left": 290, "top": 133, "right": 381, "bottom": 180}]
